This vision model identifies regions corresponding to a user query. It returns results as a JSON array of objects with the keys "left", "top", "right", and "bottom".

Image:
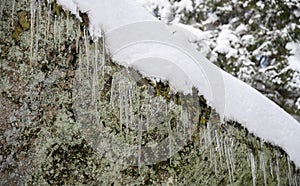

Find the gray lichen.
[{"left": 0, "top": 0, "right": 299, "bottom": 185}]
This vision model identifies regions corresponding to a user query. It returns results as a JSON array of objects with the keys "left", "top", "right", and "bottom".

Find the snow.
[
  {"left": 213, "top": 25, "right": 239, "bottom": 58},
  {"left": 168, "top": 23, "right": 212, "bottom": 57},
  {"left": 169, "top": 23, "right": 212, "bottom": 42},
  {"left": 57, "top": 0, "right": 78, "bottom": 17},
  {"left": 58, "top": 0, "right": 300, "bottom": 168},
  {"left": 286, "top": 42, "right": 300, "bottom": 89},
  {"left": 241, "top": 34, "right": 254, "bottom": 44},
  {"left": 173, "top": 0, "right": 194, "bottom": 12},
  {"left": 286, "top": 42, "right": 300, "bottom": 71},
  {"left": 297, "top": 98, "right": 300, "bottom": 110},
  {"left": 235, "top": 24, "right": 247, "bottom": 34},
  {"left": 202, "top": 13, "right": 219, "bottom": 26},
  {"left": 295, "top": 9, "right": 300, "bottom": 17},
  {"left": 256, "top": 1, "right": 265, "bottom": 9},
  {"left": 135, "top": 0, "right": 172, "bottom": 23}
]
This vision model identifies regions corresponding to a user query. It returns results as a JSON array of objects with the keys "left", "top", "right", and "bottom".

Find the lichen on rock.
[{"left": 0, "top": 0, "right": 299, "bottom": 185}]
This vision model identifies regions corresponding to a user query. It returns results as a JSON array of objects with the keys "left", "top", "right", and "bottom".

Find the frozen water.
[{"left": 58, "top": 0, "right": 300, "bottom": 169}]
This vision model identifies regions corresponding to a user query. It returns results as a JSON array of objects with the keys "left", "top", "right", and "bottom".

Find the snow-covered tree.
[{"left": 138, "top": 0, "right": 300, "bottom": 119}]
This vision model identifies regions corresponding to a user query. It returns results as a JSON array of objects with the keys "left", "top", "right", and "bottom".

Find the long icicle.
[
  {"left": 275, "top": 152, "right": 280, "bottom": 186},
  {"left": 101, "top": 32, "right": 105, "bottom": 77},
  {"left": 287, "top": 156, "right": 292, "bottom": 186},
  {"left": 84, "top": 28, "right": 90, "bottom": 73},
  {"left": 138, "top": 115, "right": 143, "bottom": 171},
  {"left": 0, "top": 0, "right": 6, "bottom": 20},
  {"left": 30, "top": 0, "right": 35, "bottom": 61},
  {"left": 250, "top": 151, "right": 256, "bottom": 186},
  {"left": 45, "top": 2, "right": 51, "bottom": 39},
  {"left": 11, "top": 0, "right": 15, "bottom": 27},
  {"left": 92, "top": 41, "right": 98, "bottom": 103},
  {"left": 53, "top": 15, "right": 57, "bottom": 46},
  {"left": 124, "top": 84, "right": 129, "bottom": 138},
  {"left": 35, "top": 0, "right": 41, "bottom": 56},
  {"left": 260, "top": 151, "right": 267, "bottom": 186},
  {"left": 119, "top": 81, "right": 123, "bottom": 132}
]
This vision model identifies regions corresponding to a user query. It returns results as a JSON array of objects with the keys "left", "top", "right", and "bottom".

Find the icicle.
[
  {"left": 260, "top": 151, "right": 267, "bottom": 186},
  {"left": 101, "top": 33, "right": 105, "bottom": 72},
  {"left": 137, "top": 116, "right": 143, "bottom": 171},
  {"left": 215, "top": 130, "right": 221, "bottom": 150},
  {"left": 294, "top": 174, "right": 298, "bottom": 186},
  {"left": 146, "top": 97, "right": 152, "bottom": 132},
  {"left": 275, "top": 153, "right": 280, "bottom": 186},
  {"left": 287, "top": 156, "right": 292, "bottom": 186},
  {"left": 215, "top": 131, "right": 223, "bottom": 169},
  {"left": 0, "top": 0, "right": 5, "bottom": 20},
  {"left": 250, "top": 151, "right": 256, "bottom": 186},
  {"left": 119, "top": 81, "right": 123, "bottom": 132},
  {"left": 176, "top": 106, "right": 180, "bottom": 133},
  {"left": 213, "top": 147, "right": 218, "bottom": 176},
  {"left": 58, "top": 15, "right": 62, "bottom": 45},
  {"left": 78, "top": 44, "right": 82, "bottom": 82},
  {"left": 11, "top": 0, "right": 15, "bottom": 27},
  {"left": 167, "top": 119, "right": 173, "bottom": 165},
  {"left": 219, "top": 125, "right": 225, "bottom": 161},
  {"left": 129, "top": 85, "right": 133, "bottom": 130},
  {"left": 184, "top": 111, "right": 189, "bottom": 137},
  {"left": 84, "top": 28, "right": 90, "bottom": 73},
  {"left": 92, "top": 41, "right": 99, "bottom": 103},
  {"left": 110, "top": 77, "right": 115, "bottom": 109},
  {"left": 135, "top": 88, "right": 141, "bottom": 130},
  {"left": 228, "top": 137, "right": 235, "bottom": 180},
  {"left": 66, "top": 13, "right": 69, "bottom": 36},
  {"left": 188, "top": 112, "right": 193, "bottom": 140},
  {"left": 210, "top": 126, "right": 218, "bottom": 175},
  {"left": 207, "top": 121, "right": 212, "bottom": 161},
  {"left": 124, "top": 88, "right": 129, "bottom": 137},
  {"left": 180, "top": 110, "right": 188, "bottom": 136},
  {"left": 35, "top": 0, "right": 41, "bottom": 55},
  {"left": 53, "top": 15, "right": 57, "bottom": 45},
  {"left": 45, "top": 2, "right": 51, "bottom": 39},
  {"left": 95, "top": 42, "right": 99, "bottom": 114},
  {"left": 201, "top": 125, "right": 207, "bottom": 150},
  {"left": 30, "top": 0, "right": 35, "bottom": 60},
  {"left": 76, "top": 24, "right": 80, "bottom": 54},
  {"left": 270, "top": 159, "right": 274, "bottom": 179},
  {"left": 224, "top": 138, "right": 233, "bottom": 184}
]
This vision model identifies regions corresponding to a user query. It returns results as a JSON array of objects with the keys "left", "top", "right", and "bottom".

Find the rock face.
[{"left": 0, "top": 0, "right": 299, "bottom": 185}]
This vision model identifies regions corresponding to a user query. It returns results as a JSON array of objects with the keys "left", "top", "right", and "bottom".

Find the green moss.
[
  {"left": 18, "top": 11, "right": 29, "bottom": 30},
  {"left": 51, "top": 2, "right": 65, "bottom": 17},
  {"left": 12, "top": 10, "right": 30, "bottom": 41}
]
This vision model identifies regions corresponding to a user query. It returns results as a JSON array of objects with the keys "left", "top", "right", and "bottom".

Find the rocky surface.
[{"left": 0, "top": 0, "right": 299, "bottom": 185}]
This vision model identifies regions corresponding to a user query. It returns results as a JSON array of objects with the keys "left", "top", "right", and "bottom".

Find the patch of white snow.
[{"left": 286, "top": 42, "right": 300, "bottom": 71}]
